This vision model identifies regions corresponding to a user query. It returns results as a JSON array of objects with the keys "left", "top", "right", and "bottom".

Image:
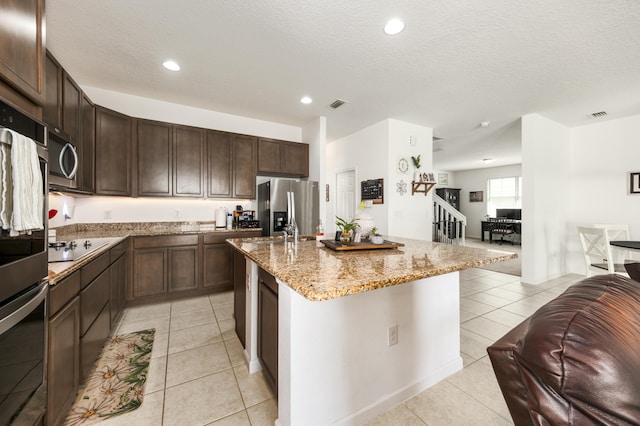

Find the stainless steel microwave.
[{"left": 48, "top": 128, "right": 78, "bottom": 189}]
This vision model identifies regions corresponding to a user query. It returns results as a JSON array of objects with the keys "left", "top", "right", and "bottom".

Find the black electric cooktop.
[{"left": 48, "top": 239, "right": 109, "bottom": 263}]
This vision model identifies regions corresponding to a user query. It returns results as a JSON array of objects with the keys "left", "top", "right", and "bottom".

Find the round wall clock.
[{"left": 397, "top": 158, "right": 409, "bottom": 173}]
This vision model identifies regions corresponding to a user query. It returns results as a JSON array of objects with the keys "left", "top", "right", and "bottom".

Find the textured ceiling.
[{"left": 46, "top": 0, "right": 640, "bottom": 171}]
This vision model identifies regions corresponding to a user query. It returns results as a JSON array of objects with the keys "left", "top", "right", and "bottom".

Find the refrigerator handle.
[{"left": 291, "top": 191, "right": 296, "bottom": 221}]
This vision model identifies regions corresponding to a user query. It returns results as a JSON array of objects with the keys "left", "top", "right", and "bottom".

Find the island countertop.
[{"left": 227, "top": 237, "right": 517, "bottom": 301}]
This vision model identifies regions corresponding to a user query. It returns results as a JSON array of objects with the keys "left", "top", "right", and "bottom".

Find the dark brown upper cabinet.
[
  {"left": 206, "top": 130, "right": 233, "bottom": 198},
  {"left": 232, "top": 134, "right": 257, "bottom": 199},
  {"left": 43, "top": 52, "right": 63, "bottom": 129},
  {"left": 62, "top": 71, "right": 81, "bottom": 142},
  {"left": 136, "top": 121, "right": 205, "bottom": 198},
  {"left": 136, "top": 119, "right": 173, "bottom": 197},
  {"left": 174, "top": 125, "right": 205, "bottom": 197},
  {"left": 206, "top": 131, "right": 256, "bottom": 199},
  {"left": 257, "top": 138, "right": 309, "bottom": 177},
  {"left": 0, "top": 0, "right": 45, "bottom": 105},
  {"left": 95, "top": 106, "right": 133, "bottom": 196},
  {"left": 80, "top": 94, "right": 95, "bottom": 193}
]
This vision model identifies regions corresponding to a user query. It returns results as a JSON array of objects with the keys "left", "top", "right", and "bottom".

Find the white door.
[{"left": 336, "top": 170, "right": 356, "bottom": 224}]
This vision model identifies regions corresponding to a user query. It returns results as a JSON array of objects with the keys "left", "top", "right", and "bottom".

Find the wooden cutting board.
[{"left": 320, "top": 239, "right": 405, "bottom": 251}]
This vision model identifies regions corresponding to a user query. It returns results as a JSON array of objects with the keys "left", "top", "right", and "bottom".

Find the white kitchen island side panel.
[{"left": 277, "top": 272, "right": 462, "bottom": 426}]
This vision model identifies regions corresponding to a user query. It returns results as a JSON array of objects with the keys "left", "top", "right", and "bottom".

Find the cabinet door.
[
  {"left": 233, "top": 134, "right": 257, "bottom": 199},
  {"left": 133, "top": 249, "right": 167, "bottom": 298},
  {"left": 95, "top": 106, "right": 132, "bottom": 196},
  {"left": 80, "top": 303, "right": 111, "bottom": 382},
  {"left": 258, "top": 268, "right": 278, "bottom": 395},
  {"left": 0, "top": 0, "right": 45, "bottom": 104},
  {"left": 47, "top": 297, "right": 80, "bottom": 426},
  {"left": 110, "top": 254, "right": 126, "bottom": 327},
  {"left": 203, "top": 243, "right": 232, "bottom": 291},
  {"left": 257, "top": 138, "right": 281, "bottom": 174},
  {"left": 233, "top": 251, "right": 247, "bottom": 347},
  {"left": 206, "top": 130, "right": 232, "bottom": 197},
  {"left": 62, "top": 72, "right": 81, "bottom": 143},
  {"left": 282, "top": 142, "right": 309, "bottom": 177},
  {"left": 43, "top": 51, "right": 62, "bottom": 129},
  {"left": 168, "top": 246, "right": 199, "bottom": 292},
  {"left": 174, "top": 125, "right": 205, "bottom": 197},
  {"left": 80, "top": 94, "right": 95, "bottom": 193},
  {"left": 137, "top": 119, "right": 173, "bottom": 197}
]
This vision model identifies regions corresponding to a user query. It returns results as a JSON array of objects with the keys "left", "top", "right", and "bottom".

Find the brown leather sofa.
[{"left": 487, "top": 274, "right": 640, "bottom": 425}]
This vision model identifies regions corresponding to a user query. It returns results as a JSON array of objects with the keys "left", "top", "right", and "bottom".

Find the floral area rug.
[{"left": 64, "top": 329, "right": 155, "bottom": 425}]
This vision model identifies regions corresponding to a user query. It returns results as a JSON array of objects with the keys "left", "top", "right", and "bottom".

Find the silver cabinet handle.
[{"left": 59, "top": 143, "right": 78, "bottom": 179}]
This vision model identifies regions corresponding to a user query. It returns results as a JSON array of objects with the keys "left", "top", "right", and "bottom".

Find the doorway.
[{"left": 336, "top": 169, "right": 356, "bottom": 224}]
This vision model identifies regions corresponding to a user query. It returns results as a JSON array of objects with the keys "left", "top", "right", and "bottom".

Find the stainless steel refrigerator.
[{"left": 258, "top": 179, "right": 319, "bottom": 237}]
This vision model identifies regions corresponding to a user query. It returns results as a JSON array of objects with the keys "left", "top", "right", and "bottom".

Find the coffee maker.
[{"left": 234, "top": 208, "right": 259, "bottom": 228}]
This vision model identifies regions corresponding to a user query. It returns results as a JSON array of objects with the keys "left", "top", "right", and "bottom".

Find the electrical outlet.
[
  {"left": 173, "top": 209, "right": 180, "bottom": 218},
  {"left": 387, "top": 324, "right": 398, "bottom": 346},
  {"left": 104, "top": 210, "right": 112, "bottom": 219}
]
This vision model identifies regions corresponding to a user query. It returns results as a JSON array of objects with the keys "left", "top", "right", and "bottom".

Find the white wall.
[
  {"left": 387, "top": 119, "right": 434, "bottom": 240},
  {"left": 565, "top": 113, "right": 640, "bottom": 273},
  {"left": 83, "top": 86, "right": 302, "bottom": 141},
  {"left": 521, "top": 114, "right": 571, "bottom": 284},
  {"left": 325, "top": 119, "right": 433, "bottom": 240},
  {"left": 326, "top": 120, "right": 389, "bottom": 235},
  {"left": 452, "top": 164, "right": 522, "bottom": 239},
  {"left": 302, "top": 116, "right": 328, "bottom": 228}
]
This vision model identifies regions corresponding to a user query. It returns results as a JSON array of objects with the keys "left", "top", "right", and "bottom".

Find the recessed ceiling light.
[
  {"left": 162, "top": 60, "right": 180, "bottom": 71},
  {"left": 300, "top": 96, "right": 313, "bottom": 104},
  {"left": 384, "top": 18, "right": 405, "bottom": 35},
  {"left": 482, "top": 158, "right": 495, "bottom": 164}
]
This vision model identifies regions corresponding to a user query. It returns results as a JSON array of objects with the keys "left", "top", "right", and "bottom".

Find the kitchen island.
[{"left": 227, "top": 236, "right": 516, "bottom": 426}]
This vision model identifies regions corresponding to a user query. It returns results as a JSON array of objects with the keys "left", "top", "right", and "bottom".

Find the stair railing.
[{"left": 433, "top": 194, "right": 466, "bottom": 245}]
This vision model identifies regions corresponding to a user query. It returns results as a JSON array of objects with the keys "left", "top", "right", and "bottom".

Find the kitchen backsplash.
[{"left": 48, "top": 194, "right": 255, "bottom": 227}]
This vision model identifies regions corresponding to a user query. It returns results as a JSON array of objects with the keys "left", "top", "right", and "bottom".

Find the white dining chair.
[{"left": 577, "top": 225, "right": 632, "bottom": 277}]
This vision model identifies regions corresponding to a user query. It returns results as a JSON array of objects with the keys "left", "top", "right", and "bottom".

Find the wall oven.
[
  {"left": 0, "top": 98, "right": 48, "bottom": 426},
  {"left": 47, "top": 129, "right": 78, "bottom": 190}
]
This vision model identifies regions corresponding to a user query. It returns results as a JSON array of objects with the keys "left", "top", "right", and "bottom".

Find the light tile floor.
[{"left": 99, "top": 269, "right": 584, "bottom": 426}]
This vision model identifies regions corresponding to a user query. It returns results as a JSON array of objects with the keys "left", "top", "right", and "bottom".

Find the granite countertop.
[
  {"left": 48, "top": 222, "right": 263, "bottom": 285},
  {"left": 53, "top": 221, "right": 262, "bottom": 239},
  {"left": 47, "top": 236, "right": 126, "bottom": 285},
  {"left": 227, "top": 237, "right": 517, "bottom": 301}
]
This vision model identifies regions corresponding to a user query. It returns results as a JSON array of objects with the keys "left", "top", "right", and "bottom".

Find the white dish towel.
[{"left": 0, "top": 128, "right": 44, "bottom": 235}]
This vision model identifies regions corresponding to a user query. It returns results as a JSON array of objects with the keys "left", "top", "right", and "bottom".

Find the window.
[{"left": 487, "top": 177, "right": 522, "bottom": 217}]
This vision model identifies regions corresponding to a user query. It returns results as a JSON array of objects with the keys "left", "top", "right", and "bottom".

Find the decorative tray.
[{"left": 320, "top": 239, "right": 405, "bottom": 251}]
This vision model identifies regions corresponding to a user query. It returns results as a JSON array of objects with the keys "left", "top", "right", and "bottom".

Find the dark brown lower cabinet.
[
  {"left": 80, "top": 303, "right": 111, "bottom": 382},
  {"left": 233, "top": 251, "right": 247, "bottom": 347},
  {"left": 110, "top": 254, "right": 127, "bottom": 328},
  {"left": 258, "top": 267, "right": 278, "bottom": 396},
  {"left": 203, "top": 243, "right": 232, "bottom": 290},
  {"left": 47, "top": 296, "right": 80, "bottom": 426},
  {"left": 47, "top": 241, "right": 130, "bottom": 424},
  {"left": 132, "top": 235, "right": 199, "bottom": 299}
]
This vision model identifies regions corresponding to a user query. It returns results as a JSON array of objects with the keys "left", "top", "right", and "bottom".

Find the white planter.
[{"left": 371, "top": 235, "right": 384, "bottom": 244}]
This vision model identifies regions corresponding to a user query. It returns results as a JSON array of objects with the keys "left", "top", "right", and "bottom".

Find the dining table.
[{"left": 610, "top": 240, "right": 640, "bottom": 281}]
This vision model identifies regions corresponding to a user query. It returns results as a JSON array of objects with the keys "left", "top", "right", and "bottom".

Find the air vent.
[
  {"left": 329, "top": 99, "right": 347, "bottom": 109},
  {"left": 590, "top": 111, "right": 607, "bottom": 118}
]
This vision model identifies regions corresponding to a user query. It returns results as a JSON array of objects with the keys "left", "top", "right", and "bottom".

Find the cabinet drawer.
[
  {"left": 109, "top": 240, "right": 127, "bottom": 263},
  {"left": 49, "top": 270, "right": 81, "bottom": 317},
  {"left": 134, "top": 234, "right": 198, "bottom": 249},
  {"left": 80, "top": 269, "right": 110, "bottom": 336},
  {"left": 81, "top": 251, "right": 110, "bottom": 289},
  {"left": 203, "top": 230, "right": 261, "bottom": 245}
]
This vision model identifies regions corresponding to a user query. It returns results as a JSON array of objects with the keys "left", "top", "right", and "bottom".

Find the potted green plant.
[
  {"left": 369, "top": 226, "right": 384, "bottom": 244},
  {"left": 411, "top": 155, "right": 422, "bottom": 182},
  {"left": 335, "top": 216, "right": 359, "bottom": 245}
]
